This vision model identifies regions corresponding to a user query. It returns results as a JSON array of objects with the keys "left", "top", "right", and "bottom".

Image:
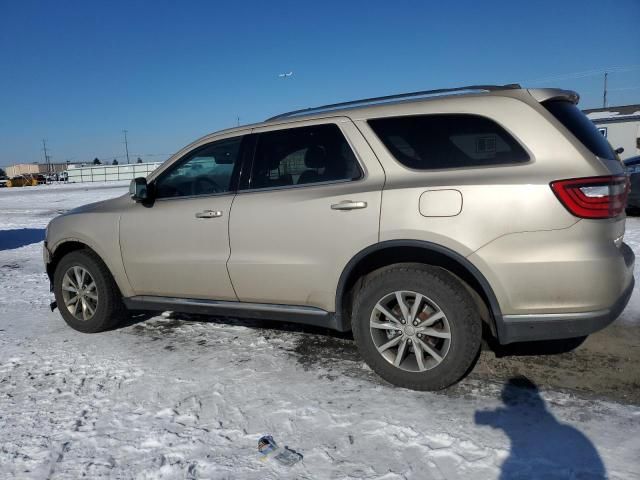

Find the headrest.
[{"left": 304, "top": 145, "right": 327, "bottom": 168}]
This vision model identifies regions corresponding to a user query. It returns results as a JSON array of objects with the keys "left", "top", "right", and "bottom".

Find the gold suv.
[{"left": 44, "top": 85, "right": 635, "bottom": 390}]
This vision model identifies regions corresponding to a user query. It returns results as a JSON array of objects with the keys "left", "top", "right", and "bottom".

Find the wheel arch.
[
  {"left": 335, "top": 240, "right": 504, "bottom": 338},
  {"left": 47, "top": 240, "right": 95, "bottom": 279},
  {"left": 46, "top": 240, "right": 123, "bottom": 295}
]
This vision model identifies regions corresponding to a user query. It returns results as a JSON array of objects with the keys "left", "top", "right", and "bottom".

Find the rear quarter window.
[
  {"left": 368, "top": 114, "right": 529, "bottom": 170},
  {"left": 543, "top": 101, "right": 616, "bottom": 161}
]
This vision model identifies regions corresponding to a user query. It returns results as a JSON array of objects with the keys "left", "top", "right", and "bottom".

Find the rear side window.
[
  {"left": 368, "top": 114, "right": 529, "bottom": 170},
  {"left": 543, "top": 101, "right": 616, "bottom": 160},
  {"left": 249, "top": 124, "right": 362, "bottom": 189}
]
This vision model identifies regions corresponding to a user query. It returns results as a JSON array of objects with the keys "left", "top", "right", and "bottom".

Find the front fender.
[{"left": 46, "top": 213, "right": 133, "bottom": 297}]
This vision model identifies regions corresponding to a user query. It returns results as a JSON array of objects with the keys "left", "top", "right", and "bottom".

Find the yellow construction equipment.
[{"left": 7, "top": 174, "right": 45, "bottom": 187}]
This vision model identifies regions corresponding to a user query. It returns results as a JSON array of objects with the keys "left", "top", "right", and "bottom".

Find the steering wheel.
[{"left": 193, "top": 176, "right": 222, "bottom": 195}]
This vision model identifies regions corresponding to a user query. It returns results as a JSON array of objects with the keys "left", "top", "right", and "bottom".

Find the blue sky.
[{"left": 1, "top": 0, "right": 639, "bottom": 167}]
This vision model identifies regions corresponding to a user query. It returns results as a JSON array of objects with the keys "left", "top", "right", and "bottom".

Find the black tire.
[
  {"left": 351, "top": 264, "right": 481, "bottom": 390},
  {"left": 53, "top": 249, "right": 127, "bottom": 333}
]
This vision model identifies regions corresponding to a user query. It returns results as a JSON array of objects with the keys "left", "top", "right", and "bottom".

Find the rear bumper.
[{"left": 498, "top": 274, "right": 635, "bottom": 344}]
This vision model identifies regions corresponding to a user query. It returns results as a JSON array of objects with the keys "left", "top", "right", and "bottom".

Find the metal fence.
[{"left": 67, "top": 162, "right": 162, "bottom": 183}]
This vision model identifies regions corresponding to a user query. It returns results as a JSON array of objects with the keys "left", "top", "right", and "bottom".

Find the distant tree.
[
  {"left": 112, "top": 159, "right": 119, "bottom": 165},
  {"left": 0, "top": 167, "right": 5, "bottom": 177},
  {"left": 93, "top": 158, "right": 101, "bottom": 165},
  {"left": 136, "top": 157, "right": 143, "bottom": 164}
]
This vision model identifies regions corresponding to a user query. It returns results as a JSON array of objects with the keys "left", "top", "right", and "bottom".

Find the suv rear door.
[{"left": 227, "top": 118, "right": 385, "bottom": 312}]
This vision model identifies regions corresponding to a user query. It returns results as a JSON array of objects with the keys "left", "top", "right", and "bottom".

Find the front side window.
[
  {"left": 249, "top": 124, "right": 362, "bottom": 189},
  {"left": 155, "top": 136, "right": 242, "bottom": 198},
  {"left": 368, "top": 114, "right": 529, "bottom": 170}
]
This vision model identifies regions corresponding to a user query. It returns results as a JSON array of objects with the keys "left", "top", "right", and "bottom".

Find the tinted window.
[
  {"left": 544, "top": 101, "right": 616, "bottom": 160},
  {"left": 155, "top": 136, "right": 242, "bottom": 198},
  {"left": 368, "top": 114, "right": 529, "bottom": 170},
  {"left": 249, "top": 124, "right": 361, "bottom": 189}
]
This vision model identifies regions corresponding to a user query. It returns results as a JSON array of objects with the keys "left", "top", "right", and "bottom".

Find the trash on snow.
[{"left": 258, "top": 434, "right": 303, "bottom": 466}]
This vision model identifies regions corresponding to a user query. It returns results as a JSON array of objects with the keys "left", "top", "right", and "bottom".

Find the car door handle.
[
  {"left": 331, "top": 200, "right": 368, "bottom": 211},
  {"left": 195, "top": 210, "right": 223, "bottom": 219}
]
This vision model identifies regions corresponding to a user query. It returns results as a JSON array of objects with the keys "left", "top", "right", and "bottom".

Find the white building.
[
  {"left": 584, "top": 104, "right": 640, "bottom": 160},
  {"left": 5, "top": 162, "right": 68, "bottom": 177}
]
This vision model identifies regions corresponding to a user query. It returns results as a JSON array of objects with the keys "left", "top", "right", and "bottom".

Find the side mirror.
[
  {"left": 130, "top": 177, "right": 149, "bottom": 201},
  {"left": 615, "top": 147, "right": 624, "bottom": 155}
]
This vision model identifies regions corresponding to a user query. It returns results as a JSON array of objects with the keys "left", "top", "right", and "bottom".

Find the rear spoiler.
[{"left": 527, "top": 88, "right": 580, "bottom": 105}]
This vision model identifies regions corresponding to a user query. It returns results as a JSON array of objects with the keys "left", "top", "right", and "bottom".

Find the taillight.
[{"left": 550, "top": 175, "right": 629, "bottom": 219}]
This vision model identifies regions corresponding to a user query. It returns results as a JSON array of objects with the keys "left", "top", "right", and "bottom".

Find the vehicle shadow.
[
  {"left": 475, "top": 376, "right": 606, "bottom": 479},
  {"left": 123, "top": 313, "right": 585, "bottom": 352},
  {"left": 119, "top": 312, "right": 590, "bottom": 381},
  {"left": 120, "top": 309, "right": 353, "bottom": 340},
  {"left": 0, "top": 228, "right": 46, "bottom": 251}
]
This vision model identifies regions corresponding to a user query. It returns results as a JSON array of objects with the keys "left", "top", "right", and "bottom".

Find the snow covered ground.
[{"left": 0, "top": 183, "right": 639, "bottom": 479}]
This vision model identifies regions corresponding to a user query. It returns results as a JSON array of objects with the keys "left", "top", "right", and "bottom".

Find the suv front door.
[
  {"left": 119, "top": 134, "right": 246, "bottom": 299},
  {"left": 227, "top": 119, "right": 385, "bottom": 312}
]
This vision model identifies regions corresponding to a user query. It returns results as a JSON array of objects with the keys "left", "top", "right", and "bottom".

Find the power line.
[
  {"left": 520, "top": 64, "right": 640, "bottom": 84},
  {"left": 608, "top": 86, "right": 640, "bottom": 92}
]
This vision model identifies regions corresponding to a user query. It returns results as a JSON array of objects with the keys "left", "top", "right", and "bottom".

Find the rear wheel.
[
  {"left": 352, "top": 264, "right": 481, "bottom": 390},
  {"left": 53, "top": 250, "right": 127, "bottom": 333}
]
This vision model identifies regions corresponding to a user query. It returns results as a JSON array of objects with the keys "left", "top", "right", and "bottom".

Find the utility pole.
[
  {"left": 42, "top": 139, "right": 51, "bottom": 174},
  {"left": 603, "top": 72, "right": 608, "bottom": 108},
  {"left": 123, "top": 129, "right": 130, "bottom": 164}
]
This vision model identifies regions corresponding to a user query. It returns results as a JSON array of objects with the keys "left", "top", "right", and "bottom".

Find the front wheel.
[
  {"left": 53, "top": 250, "right": 126, "bottom": 333},
  {"left": 351, "top": 264, "right": 481, "bottom": 390}
]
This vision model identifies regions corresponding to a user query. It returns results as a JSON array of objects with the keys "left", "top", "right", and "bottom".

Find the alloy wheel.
[
  {"left": 61, "top": 266, "right": 99, "bottom": 321},
  {"left": 370, "top": 290, "right": 451, "bottom": 372}
]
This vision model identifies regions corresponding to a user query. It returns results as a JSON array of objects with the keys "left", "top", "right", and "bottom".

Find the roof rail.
[{"left": 265, "top": 84, "right": 522, "bottom": 122}]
